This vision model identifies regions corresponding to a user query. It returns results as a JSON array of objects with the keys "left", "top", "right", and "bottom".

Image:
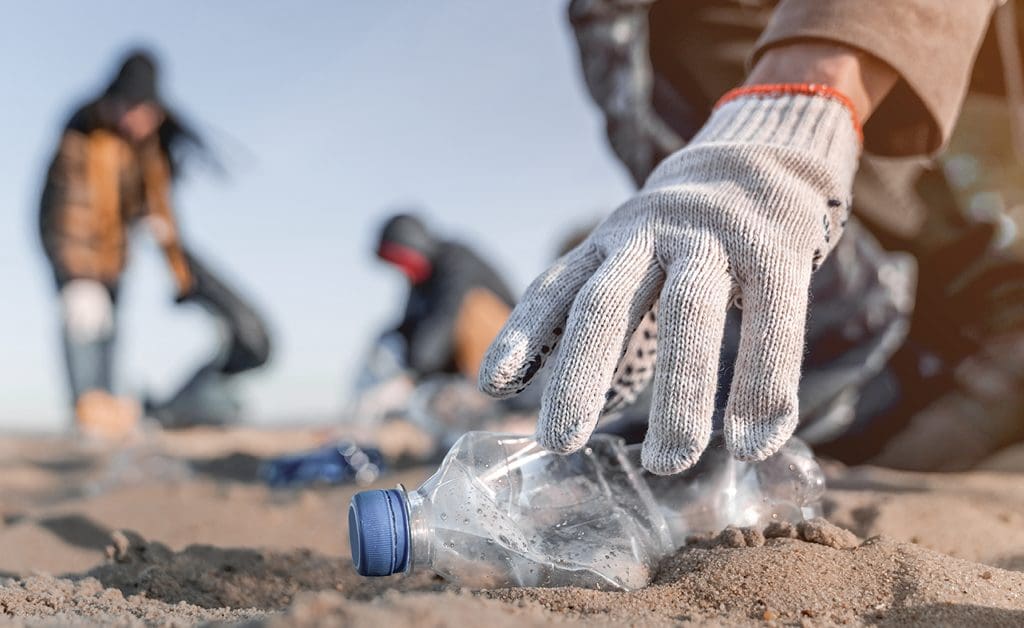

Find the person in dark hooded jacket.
[
  {"left": 39, "top": 49, "right": 270, "bottom": 438},
  {"left": 376, "top": 213, "right": 515, "bottom": 381}
]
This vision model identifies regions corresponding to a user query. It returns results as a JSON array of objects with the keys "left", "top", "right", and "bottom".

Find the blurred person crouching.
[
  {"left": 345, "top": 213, "right": 532, "bottom": 455},
  {"left": 38, "top": 50, "right": 270, "bottom": 440},
  {"left": 377, "top": 213, "right": 514, "bottom": 381}
]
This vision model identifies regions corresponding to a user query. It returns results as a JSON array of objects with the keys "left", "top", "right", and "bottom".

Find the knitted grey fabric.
[{"left": 480, "top": 92, "right": 860, "bottom": 474}]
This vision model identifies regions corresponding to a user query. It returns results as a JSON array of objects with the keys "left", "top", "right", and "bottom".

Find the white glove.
[{"left": 480, "top": 87, "right": 861, "bottom": 474}]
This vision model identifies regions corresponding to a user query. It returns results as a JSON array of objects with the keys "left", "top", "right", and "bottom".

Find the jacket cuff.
[{"left": 752, "top": 0, "right": 999, "bottom": 156}]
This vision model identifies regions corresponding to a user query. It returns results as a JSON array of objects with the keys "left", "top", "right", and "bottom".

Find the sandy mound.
[
  {"left": 0, "top": 529, "right": 447, "bottom": 627},
  {"left": 2, "top": 522, "right": 1023, "bottom": 627},
  {"left": 1, "top": 430, "right": 1024, "bottom": 626},
  {"left": 245, "top": 591, "right": 576, "bottom": 628},
  {"left": 822, "top": 464, "right": 1024, "bottom": 570},
  {"left": 0, "top": 575, "right": 260, "bottom": 627},
  {"left": 495, "top": 520, "right": 1024, "bottom": 626},
  {"left": 85, "top": 530, "right": 446, "bottom": 609}
]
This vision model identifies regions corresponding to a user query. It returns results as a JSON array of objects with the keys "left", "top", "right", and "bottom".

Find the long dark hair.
[
  {"left": 70, "top": 49, "right": 219, "bottom": 179},
  {"left": 157, "top": 105, "right": 219, "bottom": 179}
]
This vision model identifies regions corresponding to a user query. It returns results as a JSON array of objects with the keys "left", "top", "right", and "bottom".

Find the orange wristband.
[{"left": 714, "top": 83, "right": 863, "bottom": 143}]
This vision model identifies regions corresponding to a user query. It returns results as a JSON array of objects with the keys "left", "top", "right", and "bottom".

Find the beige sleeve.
[
  {"left": 140, "top": 144, "right": 194, "bottom": 297},
  {"left": 753, "top": 0, "right": 1001, "bottom": 156}
]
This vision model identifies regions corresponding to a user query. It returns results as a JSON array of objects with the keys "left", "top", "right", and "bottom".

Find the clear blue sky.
[{"left": 0, "top": 2, "right": 633, "bottom": 430}]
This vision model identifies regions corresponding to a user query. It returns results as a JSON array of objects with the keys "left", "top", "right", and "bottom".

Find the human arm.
[
  {"left": 754, "top": 0, "right": 1000, "bottom": 155},
  {"left": 139, "top": 142, "right": 194, "bottom": 299},
  {"left": 480, "top": 2, "right": 1000, "bottom": 473}
]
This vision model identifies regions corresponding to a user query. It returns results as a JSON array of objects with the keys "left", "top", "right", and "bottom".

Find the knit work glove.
[{"left": 480, "top": 86, "right": 861, "bottom": 474}]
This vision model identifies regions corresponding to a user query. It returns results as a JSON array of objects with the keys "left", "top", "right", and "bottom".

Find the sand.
[{"left": 1, "top": 427, "right": 1023, "bottom": 626}]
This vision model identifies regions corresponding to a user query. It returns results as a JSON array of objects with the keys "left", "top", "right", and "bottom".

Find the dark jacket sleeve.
[
  {"left": 754, "top": 0, "right": 1001, "bottom": 156},
  {"left": 402, "top": 285, "right": 463, "bottom": 376}
]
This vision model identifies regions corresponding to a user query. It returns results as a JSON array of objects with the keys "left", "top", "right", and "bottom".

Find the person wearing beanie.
[
  {"left": 38, "top": 49, "right": 270, "bottom": 439},
  {"left": 376, "top": 213, "right": 515, "bottom": 381}
]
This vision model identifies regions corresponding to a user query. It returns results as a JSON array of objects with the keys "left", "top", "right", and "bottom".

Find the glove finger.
[
  {"left": 725, "top": 259, "right": 813, "bottom": 461},
  {"left": 537, "top": 244, "right": 662, "bottom": 453},
  {"left": 479, "top": 243, "right": 602, "bottom": 398},
  {"left": 603, "top": 302, "right": 659, "bottom": 413},
  {"left": 642, "top": 251, "right": 731, "bottom": 475}
]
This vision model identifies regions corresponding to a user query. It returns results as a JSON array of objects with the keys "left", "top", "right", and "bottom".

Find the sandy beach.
[{"left": 1, "top": 426, "right": 1023, "bottom": 627}]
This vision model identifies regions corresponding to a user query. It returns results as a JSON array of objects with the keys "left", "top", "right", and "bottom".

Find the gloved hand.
[{"left": 480, "top": 86, "right": 861, "bottom": 474}]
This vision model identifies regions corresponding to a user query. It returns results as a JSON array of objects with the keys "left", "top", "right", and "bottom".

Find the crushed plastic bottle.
[
  {"left": 260, "top": 442, "right": 384, "bottom": 488},
  {"left": 641, "top": 433, "right": 823, "bottom": 543},
  {"left": 348, "top": 431, "right": 824, "bottom": 590}
]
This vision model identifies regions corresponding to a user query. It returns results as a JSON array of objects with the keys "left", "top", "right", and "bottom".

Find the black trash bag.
[{"left": 146, "top": 250, "right": 271, "bottom": 428}]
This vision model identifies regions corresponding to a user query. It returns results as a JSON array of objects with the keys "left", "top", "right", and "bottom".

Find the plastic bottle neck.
[{"left": 405, "top": 488, "right": 433, "bottom": 574}]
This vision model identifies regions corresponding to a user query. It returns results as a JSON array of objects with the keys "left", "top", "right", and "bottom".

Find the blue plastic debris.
[{"left": 260, "top": 442, "right": 385, "bottom": 487}]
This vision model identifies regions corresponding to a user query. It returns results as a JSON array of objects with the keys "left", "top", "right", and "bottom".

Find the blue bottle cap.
[{"left": 348, "top": 488, "right": 410, "bottom": 576}]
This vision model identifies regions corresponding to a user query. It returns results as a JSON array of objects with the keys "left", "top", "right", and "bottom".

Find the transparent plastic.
[
  {"left": 405, "top": 433, "right": 670, "bottom": 590},
  {"left": 638, "top": 433, "right": 824, "bottom": 546},
  {"left": 372, "top": 431, "right": 825, "bottom": 591}
]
